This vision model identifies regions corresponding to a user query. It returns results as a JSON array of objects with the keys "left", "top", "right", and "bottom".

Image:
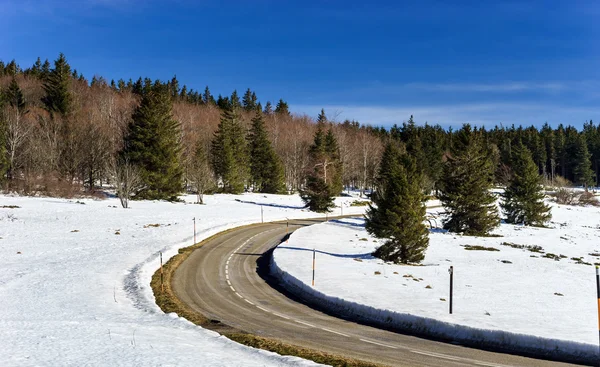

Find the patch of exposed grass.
[
  {"left": 463, "top": 245, "right": 500, "bottom": 251},
  {"left": 500, "top": 242, "right": 544, "bottom": 253},
  {"left": 1, "top": 205, "right": 20, "bottom": 209},
  {"left": 350, "top": 200, "right": 370, "bottom": 207},
  {"left": 359, "top": 238, "right": 368, "bottom": 241},
  {"left": 144, "top": 223, "right": 161, "bottom": 228},
  {"left": 151, "top": 223, "right": 385, "bottom": 367}
]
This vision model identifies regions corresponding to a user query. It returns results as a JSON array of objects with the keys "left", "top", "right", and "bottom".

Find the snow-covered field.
[
  {"left": 0, "top": 193, "right": 366, "bottom": 367},
  {"left": 272, "top": 202, "right": 600, "bottom": 363}
]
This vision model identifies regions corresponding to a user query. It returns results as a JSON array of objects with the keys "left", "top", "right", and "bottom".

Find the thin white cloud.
[
  {"left": 405, "top": 82, "right": 567, "bottom": 93},
  {"left": 292, "top": 103, "right": 600, "bottom": 128}
]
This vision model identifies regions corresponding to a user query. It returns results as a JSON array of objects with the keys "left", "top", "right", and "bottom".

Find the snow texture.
[
  {"left": 0, "top": 193, "right": 364, "bottom": 367},
  {"left": 271, "top": 202, "right": 600, "bottom": 364}
]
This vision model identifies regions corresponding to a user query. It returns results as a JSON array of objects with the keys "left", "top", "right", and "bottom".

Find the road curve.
[{"left": 172, "top": 219, "right": 581, "bottom": 367}]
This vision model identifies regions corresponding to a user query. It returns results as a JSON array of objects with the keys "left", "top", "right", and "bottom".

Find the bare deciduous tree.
[{"left": 110, "top": 157, "right": 142, "bottom": 208}]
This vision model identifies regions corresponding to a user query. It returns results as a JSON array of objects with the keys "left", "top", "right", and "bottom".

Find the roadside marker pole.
[
  {"left": 193, "top": 217, "right": 196, "bottom": 245},
  {"left": 596, "top": 265, "right": 600, "bottom": 360},
  {"left": 341, "top": 204, "right": 343, "bottom": 216},
  {"left": 261, "top": 206, "right": 264, "bottom": 223},
  {"left": 312, "top": 248, "right": 316, "bottom": 287},
  {"left": 449, "top": 266, "right": 454, "bottom": 314},
  {"left": 160, "top": 251, "right": 164, "bottom": 293},
  {"left": 286, "top": 219, "right": 289, "bottom": 243}
]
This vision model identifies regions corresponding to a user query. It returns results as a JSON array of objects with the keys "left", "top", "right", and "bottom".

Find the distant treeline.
[{"left": 0, "top": 54, "right": 597, "bottom": 197}]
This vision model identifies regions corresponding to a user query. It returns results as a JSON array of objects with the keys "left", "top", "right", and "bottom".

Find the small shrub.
[
  {"left": 543, "top": 253, "right": 560, "bottom": 260},
  {"left": 144, "top": 223, "right": 161, "bottom": 228},
  {"left": 425, "top": 285, "right": 432, "bottom": 289},
  {"left": 359, "top": 238, "right": 368, "bottom": 241},
  {"left": 350, "top": 200, "right": 370, "bottom": 207},
  {"left": 554, "top": 292, "right": 564, "bottom": 296},
  {"left": 554, "top": 188, "right": 576, "bottom": 205},
  {"left": 374, "top": 271, "right": 381, "bottom": 275},
  {"left": 1, "top": 205, "right": 20, "bottom": 209},
  {"left": 579, "top": 191, "right": 600, "bottom": 206},
  {"left": 463, "top": 245, "right": 500, "bottom": 251}
]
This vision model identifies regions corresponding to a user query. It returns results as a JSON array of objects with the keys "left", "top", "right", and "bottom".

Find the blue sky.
[{"left": 1, "top": 0, "right": 599, "bottom": 128}]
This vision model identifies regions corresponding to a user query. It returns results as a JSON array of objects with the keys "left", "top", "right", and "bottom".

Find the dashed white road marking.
[
  {"left": 320, "top": 327, "right": 350, "bottom": 337},
  {"left": 411, "top": 350, "right": 462, "bottom": 361},
  {"left": 359, "top": 338, "right": 398, "bottom": 349},
  {"left": 294, "top": 320, "right": 316, "bottom": 328}
]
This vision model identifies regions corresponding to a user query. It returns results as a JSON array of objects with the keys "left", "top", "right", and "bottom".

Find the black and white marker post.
[
  {"left": 596, "top": 266, "right": 600, "bottom": 361},
  {"left": 312, "top": 248, "right": 316, "bottom": 286},
  {"left": 449, "top": 266, "right": 454, "bottom": 314},
  {"left": 193, "top": 217, "right": 196, "bottom": 245}
]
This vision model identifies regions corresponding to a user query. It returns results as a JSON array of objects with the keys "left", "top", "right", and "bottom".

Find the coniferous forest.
[{"left": 1, "top": 54, "right": 599, "bottom": 211}]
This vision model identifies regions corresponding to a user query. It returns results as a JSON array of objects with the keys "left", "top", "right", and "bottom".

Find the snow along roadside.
[{"left": 270, "top": 229, "right": 596, "bottom": 365}]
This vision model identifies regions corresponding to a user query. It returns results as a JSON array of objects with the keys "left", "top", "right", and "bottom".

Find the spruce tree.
[
  {"left": 42, "top": 53, "right": 72, "bottom": 116},
  {"left": 300, "top": 120, "right": 341, "bottom": 212},
  {"left": 230, "top": 90, "right": 242, "bottom": 110},
  {"left": 210, "top": 108, "right": 249, "bottom": 193},
  {"left": 439, "top": 124, "right": 500, "bottom": 235},
  {"left": 501, "top": 144, "right": 551, "bottom": 226},
  {"left": 366, "top": 142, "right": 429, "bottom": 264},
  {"left": 242, "top": 88, "right": 258, "bottom": 111},
  {"left": 248, "top": 108, "right": 285, "bottom": 193},
  {"left": 573, "top": 134, "right": 595, "bottom": 189},
  {"left": 325, "top": 128, "right": 343, "bottom": 194},
  {"left": 120, "top": 84, "right": 183, "bottom": 200},
  {"left": 264, "top": 101, "right": 273, "bottom": 115},
  {"left": 275, "top": 99, "right": 290, "bottom": 115}
]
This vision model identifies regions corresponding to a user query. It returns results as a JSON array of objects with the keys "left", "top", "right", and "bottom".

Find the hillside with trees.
[{"left": 1, "top": 54, "right": 600, "bottom": 209}]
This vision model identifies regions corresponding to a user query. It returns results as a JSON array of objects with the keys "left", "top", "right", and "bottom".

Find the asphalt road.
[{"left": 172, "top": 219, "right": 584, "bottom": 367}]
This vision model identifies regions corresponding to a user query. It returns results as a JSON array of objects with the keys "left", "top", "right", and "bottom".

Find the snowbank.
[
  {"left": 271, "top": 204, "right": 600, "bottom": 364},
  {"left": 0, "top": 193, "right": 365, "bottom": 367}
]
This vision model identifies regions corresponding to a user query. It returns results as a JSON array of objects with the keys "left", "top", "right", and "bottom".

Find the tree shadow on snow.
[{"left": 234, "top": 198, "right": 305, "bottom": 210}]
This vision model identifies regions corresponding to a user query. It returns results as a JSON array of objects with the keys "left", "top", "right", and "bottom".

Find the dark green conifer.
[
  {"left": 264, "top": 101, "right": 273, "bottom": 115},
  {"left": 300, "top": 119, "right": 342, "bottom": 212},
  {"left": 120, "top": 84, "right": 183, "bottom": 200},
  {"left": 573, "top": 134, "right": 595, "bottom": 189},
  {"left": 230, "top": 90, "right": 242, "bottom": 110},
  {"left": 501, "top": 144, "right": 551, "bottom": 226},
  {"left": 210, "top": 108, "right": 249, "bottom": 193},
  {"left": 242, "top": 88, "right": 258, "bottom": 111},
  {"left": 248, "top": 108, "right": 285, "bottom": 193},
  {"left": 275, "top": 99, "right": 290, "bottom": 115},
  {"left": 42, "top": 53, "right": 72, "bottom": 116},
  {"left": 439, "top": 124, "right": 500, "bottom": 235},
  {"left": 366, "top": 142, "right": 429, "bottom": 264}
]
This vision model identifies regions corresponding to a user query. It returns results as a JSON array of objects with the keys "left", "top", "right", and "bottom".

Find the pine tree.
[
  {"left": 264, "top": 101, "right": 273, "bottom": 115},
  {"left": 242, "top": 88, "right": 258, "bottom": 111},
  {"left": 120, "top": 84, "right": 183, "bottom": 200},
  {"left": 275, "top": 99, "right": 290, "bottom": 115},
  {"left": 203, "top": 86, "right": 215, "bottom": 105},
  {"left": 230, "top": 90, "right": 241, "bottom": 110},
  {"left": 501, "top": 144, "right": 551, "bottom": 226},
  {"left": 42, "top": 53, "right": 72, "bottom": 116},
  {"left": 325, "top": 128, "right": 343, "bottom": 194},
  {"left": 439, "top": 124, "right": 500, "bottom": 235},
  {"left": 366, "top": 142, "right": 429, "bottom": 264},
  {"left": 210, "top": 108, "right": 249, "bottom": 193},
  {"left": 300, "top": 120, "right": 341, "bottom": 212},
  {"left": 248, "top": 108, "right": 285, "bottom": 193},
  {"left": 573, "top": 134, "right": 595, "bottom": 189}
]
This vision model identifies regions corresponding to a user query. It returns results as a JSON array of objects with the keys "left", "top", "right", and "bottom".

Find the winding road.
[{"left": 172, "top": 219, "right": 582, "bottom": 367}]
